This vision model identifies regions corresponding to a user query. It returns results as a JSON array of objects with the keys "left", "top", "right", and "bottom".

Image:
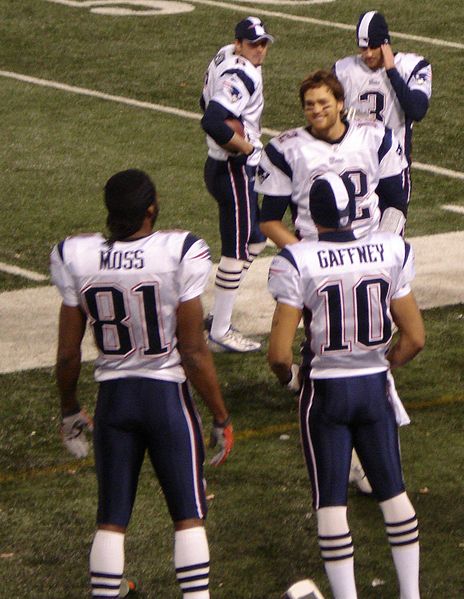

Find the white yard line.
[
  {"left": 190, "top": 0, "right": 464, "bottom": 50},
  {"left": 1, "top": 231, "right": 463, "bottom": 374},
  {"left": 442, "top": 204, "right": 464, "bottom": 215},
  {"left": 1, "top": 70, "right": 463, "bottom": 182},
  {"left": 0, "top": 261, "right": 48, "bottom": 281}
]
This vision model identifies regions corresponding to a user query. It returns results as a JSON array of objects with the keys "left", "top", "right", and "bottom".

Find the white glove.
[
  {"left": 209, "top": 417, "right": 234, "bottom": 466},
  {"left": 61, "top": 409, "right": 93, "bottom": 458},
  {"left": 379, "top": 207, "right": 406, "bottom": 235},
  {"left": 285, "top": 364, "right": 301, "bottom": 393},
  {"left": 386, "top": 371, "right": 410, "bottom": 426}
]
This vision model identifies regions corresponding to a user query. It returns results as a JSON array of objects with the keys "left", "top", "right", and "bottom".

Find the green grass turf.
[{"left": 1, "top": 305, "right": 463, "bottom": 598}]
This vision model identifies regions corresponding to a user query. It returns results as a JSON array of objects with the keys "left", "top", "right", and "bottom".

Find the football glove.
[
  {"left": 209, "top": 417, "right": 234, "bottom": 466},
  {"left": 61, "top": 409, "right": 94, "bottom": 458},
  {"left": 285, "top": 363, "right": 301, "bottom": 394}
]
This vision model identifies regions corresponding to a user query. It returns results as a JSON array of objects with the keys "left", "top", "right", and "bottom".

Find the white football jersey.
[
  {"left": 268, "top": 230, "right": 415, "bottom": 378},
  {"left": 50, "top": 230, "right": 212, "bottom": 383},
  {"left": 334, "top": 53, "right": 432, "bottom": 157},
  {"left": 256, "top": 121, "right": 407, "bottom": 240},
  {"left": 202, "top": 44, "right": 264, "bottom": 166}
]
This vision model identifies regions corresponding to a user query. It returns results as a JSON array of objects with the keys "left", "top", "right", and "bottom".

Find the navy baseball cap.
[
  {"left": 235, "top": 16, "right": 274, "bottom": 43},
  {"left": 356, "top": 11, "right": 390, "bottom": 48},
  {"left": 309, "top": 172, "right": 356, "bottom": 229}
]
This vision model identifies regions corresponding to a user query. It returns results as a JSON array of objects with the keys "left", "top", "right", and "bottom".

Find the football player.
[
  {"left": 50, "top": 169, "right": 234, "bottom": 599},
  {"left": 334, "top": 10, "right": 432, "bottom": 198},
  {"left": 256, "top": 69, "right": 409, "bottom": 246},
  {"left": 200, "top": 16, "right": 274, "bottom": 352},
  {"left": 267, "top": 172, "right": 424, "bottom": 599}
]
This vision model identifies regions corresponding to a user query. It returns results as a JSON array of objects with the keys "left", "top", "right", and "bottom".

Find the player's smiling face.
[
  {"left": 235, "top": 39, "right": 269, "bottom": 67},
  {"left": 360, "top": 46, "right": 384, "bottom": 70},
  {"left": 303, "top": 85, "right": 345, "bottom": 140}
]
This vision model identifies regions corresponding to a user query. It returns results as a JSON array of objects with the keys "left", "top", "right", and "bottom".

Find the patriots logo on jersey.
[
  {"left": 414, "top": 72, "right": 429, "bottom": 85},
  {"left": 214, "top": 51, "right": 225, "bottom": 67},
  {"left": 223, "top": 79, "right": 242, "bottom": 103},
  {"left": 257, "top": 164, "right": 270, "bottom": 184}
]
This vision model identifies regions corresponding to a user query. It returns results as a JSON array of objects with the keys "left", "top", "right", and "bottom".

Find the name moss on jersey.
[
  {"left": 202, "top": 44, "right": 264, "bottom": 165},
  {"left": 255, "top": 120, "right": 407, "bottom": 240},
  {"left": 268, "top": 231, "right": 414, "bottom": 378},
  {"left": 50, "top": 230, "right": 211, "bottom": 383}
]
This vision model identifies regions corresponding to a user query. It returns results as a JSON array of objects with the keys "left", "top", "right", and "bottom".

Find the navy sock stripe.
[
  {"left": 387, "top": 525, "right": 419, "bottom": 537},
  {"left": 318, "top": 532, "right": 351, "bottom": 541},
  {"left": 182, "top": 584, "right": 210, "bottom": 592},
  {"left": 176, "top": 561, "right": 210, "bottom": 574},
  {"left": 385, "top": 515, "right": 417, "bottom": 527},
  {"left": 90, "top": 571, "right": 123, "bottom": 579}
]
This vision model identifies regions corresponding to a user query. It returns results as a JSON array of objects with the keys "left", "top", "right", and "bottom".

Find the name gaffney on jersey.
[{"left": 317, "top": 243, "right": 385, "bottom": 269}]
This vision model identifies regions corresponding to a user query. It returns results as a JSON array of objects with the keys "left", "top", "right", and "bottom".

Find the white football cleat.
[
  {"left": 208, "top": 328, "right": 261, "bottom": 353},
  {"left": 349, "top": 450, "right": 373, "bottom": 495},
  {"left": 119, "top": 577, "right": 138, "bottom": 597},
  {"left": 283, "top": 579, "right": 325, "bottom": 599}
]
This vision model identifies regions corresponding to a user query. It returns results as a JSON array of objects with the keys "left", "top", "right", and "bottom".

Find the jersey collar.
[{"left": 318, "top": 230, "right": 356, "bottom": 242}]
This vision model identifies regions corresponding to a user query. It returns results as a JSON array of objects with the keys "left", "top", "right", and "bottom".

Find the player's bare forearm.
[
  {"left": 181, "top": 348, "right": 229, "bottom": 423},
  {"left": 259, "top": 220, "right": 299, "bottom": 249},
  {"left": 177, "top": 297, "right": 229, "bottom": 423},
  {"left": 56, "top": 304, "right": 87, "bottom": 415},
  {"left": 268, "top": 302, "right": 302, "bottom": 384},
  {"left": 387, "top": 293, "right": 425, "bottom": 368},
  {"left": 222, "top": 132, "right": 253, "bottom": 155}
]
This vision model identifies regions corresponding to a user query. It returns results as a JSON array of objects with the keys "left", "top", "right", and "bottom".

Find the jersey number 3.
[{"left": 83, "top": 284, "right": 169, "bottom": 357}]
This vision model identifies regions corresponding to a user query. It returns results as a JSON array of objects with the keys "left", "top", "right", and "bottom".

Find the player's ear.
[{"left": 234, "top": 39, "right": 242, "bottom": 54}]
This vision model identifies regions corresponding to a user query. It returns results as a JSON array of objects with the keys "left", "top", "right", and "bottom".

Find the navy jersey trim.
[
  {"left": 403, "top": 241, "right": 411, "bottom": 268},
  {"left": 221, "top": 68, "right": 255, "bottom": 96},
  {"left": 378, "top": 127, "right": 393, "bottom": 163},
  {"left": 260, "top": 194, "right": 291, "bottom": 222},
  {"left": 318, "top": 231, "right": 356, "bottom": 242},
  {"left": 265, "top": 143, "right": 293, "bottom": 180},
  {"left": 181, "top": 233, "right": 200, "bottom": 261},
  {"left": 407, "top": 59, "right": 430, "bottom": 84},
  {"left": 57, "top": 239, "right": 66, "bottom": 262},
  {"left": 278, "top": 247, "right": 300, "bottom": 275}
]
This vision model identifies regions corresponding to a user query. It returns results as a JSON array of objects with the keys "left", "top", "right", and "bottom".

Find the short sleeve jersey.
[
  {"left": 202, "top": 44, "right": 264, "bottom": 165},
  {"left": 50, "top": 230, "right": 211, "bottom": 383},
  {"left": 268, "top": 231, "right": 415, "bottom": 378},
  {"left": 334, "top": 53, "right": 432, "bottom": 157},
  {"left": 255, "top": 121, "right": 407, "bottom": 240}
]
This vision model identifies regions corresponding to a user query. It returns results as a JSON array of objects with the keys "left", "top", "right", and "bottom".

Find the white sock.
[
  {"left": 317, "top": 507, "right": 357, "bottom": 599},
  {"left": 241, "top": 241, "right": 266, "bottom": 279},
  {"left": 380, "top": 493, "right": 420, "bottom": 599},
  {"left": 211, "top": 256, "right": 243, "bottom": 338},
  {"left": 89, "top": 530, "right": 125, "bottom": 598},
  {"left": 175, "top": 527, "right": 210, "bottom": 598}
]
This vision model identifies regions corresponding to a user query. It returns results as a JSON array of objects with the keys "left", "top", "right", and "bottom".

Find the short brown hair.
[{"left": 299, "top": 69, "right": 345, "bottom": 108}]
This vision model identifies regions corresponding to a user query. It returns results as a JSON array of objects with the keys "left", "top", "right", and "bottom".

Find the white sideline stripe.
[
  {"left": 190, "top": 0, "right": 464, "bottom": 49},
  {"left": 1, "top": 70, "right": 464, "bottom": 183},
  {"left": 0, "top": 261, "right": 48, "bottom": 282},
  {"left": 0, "top": 70, "right": 201, "bottom": 122},
  {"left": 442, "top": 204, "right": 464, "bottom": 215}
]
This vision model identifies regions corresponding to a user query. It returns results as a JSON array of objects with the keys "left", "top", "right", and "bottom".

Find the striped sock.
[
  {"left": 317, "top": 507, "right": 357, "bottom": 599},
  {"left": 380, "top": 493, "right": 420, "bottom": 599},
  {"left": 211, "top": 256, "right": 243, "bottom": 339},
  {"left": 89, "top": 530, "right": 124, "bottom": 598},
  {"left": 175, "top": 527, "right": 210, "bottom": 598}
]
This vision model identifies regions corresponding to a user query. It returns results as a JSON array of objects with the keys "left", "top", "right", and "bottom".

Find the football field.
[{"left": 1, "top": 1, "right": 463, "bottom": 597}]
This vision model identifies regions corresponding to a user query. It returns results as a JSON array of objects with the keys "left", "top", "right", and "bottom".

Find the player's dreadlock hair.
[
  {"left": 299, "top": 69, "right": 345, "bottom": 108},
  {"left": 104, "top": 169, "right": 158, "bottom": 244}
]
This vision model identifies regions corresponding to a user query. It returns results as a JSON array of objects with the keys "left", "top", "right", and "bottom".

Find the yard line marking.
[
  {"left": 413, "top": 163, "right": 464, "bottom": 181},
  {"left": 1, "top": 69, "right": 463, "bottom": 183},
  {"left": 190, "top": 0, "right": 464, "bottom": 50},
  {"left": 442, "top": 204, "right": 464, "bottom": 215},
  {"left": 0, "top": 261, "right": 48, "bottom": 281},
  {"left": 1, "top": 393, "right": 462, "bottom": 483}
]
